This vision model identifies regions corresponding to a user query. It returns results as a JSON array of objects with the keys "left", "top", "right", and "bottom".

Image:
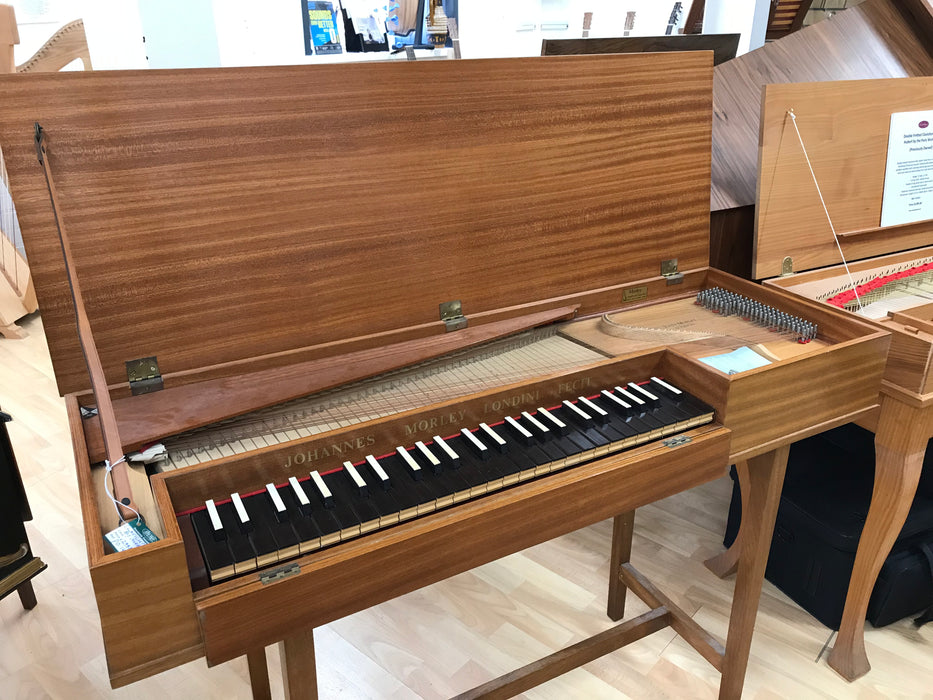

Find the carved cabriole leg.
[
  {"left": 246, "top": 648, "right": 272, "bottom": 700},
  {"left": 607, "top": 511, "right": 635, "bottom": 621},
  {"left": 0, "top": 321, "right": 26, "bottom": 339},
  {"left": 704, "top": 461, "right": 749, "bottom": 578},
  {"left": 718, "top": 446, "right": 789, "bottom": 700},
  {"left": 280, "top": 627, "right": 318, "bottom": 700},
  {"left": 828, "top": 396, "right": 930, "bottom": 681}
]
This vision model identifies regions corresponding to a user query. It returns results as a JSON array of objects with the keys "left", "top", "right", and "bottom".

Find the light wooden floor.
[{"left": 0, "top": 312, "right": 930, "bottom": 699}]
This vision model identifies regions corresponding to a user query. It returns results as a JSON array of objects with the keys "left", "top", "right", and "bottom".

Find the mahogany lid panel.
[
  {"left": 0, "top": 54, "right": 713, "bottom": 397},
  {"left": 711, "top": 0, "right": 933, "bottom": 214},
  {"left": 754, "top": 76, "right": 933, "bottom": 279}
]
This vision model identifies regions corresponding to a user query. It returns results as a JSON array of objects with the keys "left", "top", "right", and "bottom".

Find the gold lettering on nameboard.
[
  {"left": 557, "top": 376, "right": 593, "bottom": 395},
  {"left": 403, "top": 410, "right": 468, "bottom": 437},
  {"left": 481, "top": 390, "right": 542, "bottom": 416},
  {"left": 623, "top": 286, "right": 648, "bottom": 302},
  {"left": 283, "top": 435, "right": 376, "bottom": 469}
]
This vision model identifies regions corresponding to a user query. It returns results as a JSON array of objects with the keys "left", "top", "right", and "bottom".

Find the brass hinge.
[
  {"left": 780, "top": 256, "right": 794, "bottom": 277},
  {"left": 439, "top": 300, "right": 468, "bottom": 332},
  {"left": 260, "top": 562, "right": 300, "bottom": 585},
  {"left": 125, "top": 356, "right": 163, "bottom": 396},
  {"left": 661, "top": 258, "right": 683, "bottom": 285}
]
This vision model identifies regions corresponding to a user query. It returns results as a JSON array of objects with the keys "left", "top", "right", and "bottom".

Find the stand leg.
[
  {"left": 247, "top": 647, "right": 272, "bottom": 700},
  {"left": 704, "top": 461, "right": 749, "bottom": 578},
  {"left": 16, "top": 579, "right": 37, "bottom": 610},
  {"left": 828, "top": 397, "right": 930, "bottom": 681},
  {"left": 719, "top": 446, "right": 789, "bottom": 700},
  {"left": 607, "top": 511, "right": 635, "bottom": 621},
  {"left": 0, "top": 322, "right": 26, "bottom": 340},
  {"left": 280, "top": 627, "right": 318, "bottom": 700}
]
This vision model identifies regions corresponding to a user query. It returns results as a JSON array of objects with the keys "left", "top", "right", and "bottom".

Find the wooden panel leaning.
[
  {"left": 724, "top": 75, "right": 933, "bottom": 682},
  {"left": 709, "top": 0, "right": 933, "bottom": 277},
  {"left": 0, "top": 53, "right": 890, "bottom": 698}
]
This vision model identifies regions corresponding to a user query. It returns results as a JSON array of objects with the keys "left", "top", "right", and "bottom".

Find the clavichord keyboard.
[{"left": 182, "top": 377, "right": 713, "bottom": 586}]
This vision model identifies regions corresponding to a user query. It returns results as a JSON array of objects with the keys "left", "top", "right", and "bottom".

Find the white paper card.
[
  {"left": 880, "top": 110, "right": 933, "bottom": 227},
  {"left": 699, "top": 347, "right": 771, "bottom": 375}
]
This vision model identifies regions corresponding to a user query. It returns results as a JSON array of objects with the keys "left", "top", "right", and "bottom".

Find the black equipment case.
[{"left": 724, "top": 424, "right": 933, "bottom": 629}]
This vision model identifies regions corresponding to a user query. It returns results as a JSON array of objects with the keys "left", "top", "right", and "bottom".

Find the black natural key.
[
  {"left": 414, "top": 440, "right": 443, "bottom": 474},
  {"left": 650, "top": 376, "right": 685, "bottom": 403},
  {"left": 555, "top": 402, "right": 612, "bottom": 447},
  {"left": 412, "top": 441, "right": 472, "bottom": 502},
  {"left": 250, "top": 486, "right": 300, "bottom": 554},
  {"left": 190, "top": 509, "right": 235, "bottom": 582},
  {"left": 278, "top": 481, "right": 325, "bottom": 551},
  {"left": 626, "top": 381, "right": 661, "bottom": 406},
  {"left": 310, "top": 470, "right": 360, "bottom": 535},
  {"left": 442, "top": 434, "right": 499, "bottom": 491},
  {"left": 342, "top": 461, "right": 370, "bottom": 498},
  {"left": 285, "top": 476, "right": 338, "bottom": 546},
  {"left": 378, "top": 452, "right": 438, "bottom": 513},
  {"left": 460, "top": 428, "right": 492, "bottom": 461},
  {"left": 216, "top": 500, "right": 258, "bottom": 573},
  {"left": 308, "top": 470, "right": 335, "bottom": 509},
  {"left": 350, "top": 458, "right": 401, "bottom": 525},
  {"left": 479, "top": 422, "right": 509, "bottom": 453},
  {"left": 536, "top": 407, "right": 571, "bottom": 436},
  {"left": 235, "top": 492, "right": 279, "bottom": 565},
  {"left": 324, "top": 468, "right": 381, "bottom": 533},
  {"left": 504, "top": 415, "right": 535, "bottom": 446}
]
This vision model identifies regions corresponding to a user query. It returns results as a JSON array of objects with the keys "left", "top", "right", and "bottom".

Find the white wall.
[
  {"left": 9, "top": 0, "right": 766, "bottom": 71},
  {"left": 459, "top": 1, "right": 694, "bottom": 60},
  {"left": 703, "top": 0, "right": 769, "bottom": 55}
]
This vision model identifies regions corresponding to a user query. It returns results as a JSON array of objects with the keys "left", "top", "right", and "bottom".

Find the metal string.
[{"left": 787, "top": 109, "right": 863, "bottom": 311}]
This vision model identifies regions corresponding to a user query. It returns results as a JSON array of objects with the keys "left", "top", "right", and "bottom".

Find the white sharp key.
[
  {"left": 628, "top": 382, "right": 658, "bottom": 401},
  {"left": 479, "top": 422, "right": 507, "bottom": 446},
  {"left": 231, "top": 492, "right": 249, "bottom": 525},
  {"left": 343, "top": 461, "right": 367, "bottom": 490},
  {"left": 205, "top": 499, "right": 223, "bottom": 532},
  {"left": 652, "top": 376, "right": 682, "bottom": 395},
  {"left": 366, "top": 455, "right": 390, "bottom": 484},
  {"left": 433, "top": 435, "right": 459, "bottom": 460},
  {"left": 563, "top": 399, "right": 592, "bottom": 420},
  {"left": 397, "top": 446, "right": 422, "bottom": 474},
  {"left": 616, "top": 386, "right": 645, "bottom": 405},
  {"left": 578, "top": 396, "right": 608, "bottom": 417},
  {"left": 288, "top": 476, "right": 310, "bottom": 507},
  {"left": 265, "top": 484, "right": 286, "bottom": 515},
  {"left": 538, "top": 407, "right": 566, "bottom": 431},
  {"left": 309, "top": 470, "right": 332, "bottom": 501},
  {"left": 462, "top": 428, "right": 488, "bottom": 453},
  {"left": 601, "top": 389, "right": 631, "bottom": 409},
  {"left": 415, "top": 440, "right": 440, "bottom": 467},
  {"left": 505, "top": 415, "right": 533, "bottom": 439},
  {"left": 521, "top": 411, "right": 549, "bottom": 434}
]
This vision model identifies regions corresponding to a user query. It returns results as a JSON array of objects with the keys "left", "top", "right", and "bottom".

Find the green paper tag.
[{"left": 104, "top": 519, "right": 160, "bottom": 552}]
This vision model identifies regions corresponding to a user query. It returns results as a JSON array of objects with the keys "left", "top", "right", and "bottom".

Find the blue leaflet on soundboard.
[{"left": 699, "top": 346, "right": 771, "bottom": 375}]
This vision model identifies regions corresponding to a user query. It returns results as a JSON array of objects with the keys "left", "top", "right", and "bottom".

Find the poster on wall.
[
  {"left": 880, "top": 110, "right": 933, "bottom": 227},
  {"left": 302, "top": 1, "right": 342, "bottom": 55}
]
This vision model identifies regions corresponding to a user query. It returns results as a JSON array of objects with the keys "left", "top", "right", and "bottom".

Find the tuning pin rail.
[{"left": 696, "top": 287, "right": 817, "bottom": 343}]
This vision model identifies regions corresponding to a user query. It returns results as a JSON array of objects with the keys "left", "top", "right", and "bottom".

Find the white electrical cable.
[
  {"left": 103, "top": 457, "right": 141, "bottom": 524},
  {"left": 787, "top": 109, "right": 863, "bottom": 311}
]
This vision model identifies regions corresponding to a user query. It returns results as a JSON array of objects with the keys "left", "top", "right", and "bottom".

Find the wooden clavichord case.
[
  {"left": 753, "top": 76, "right": 933, "bottom": 679},
  {"left": 0, "top": 54, "right": 888, "bottom": 687}
]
